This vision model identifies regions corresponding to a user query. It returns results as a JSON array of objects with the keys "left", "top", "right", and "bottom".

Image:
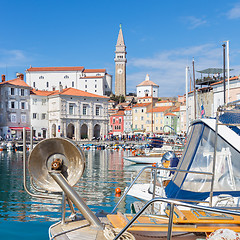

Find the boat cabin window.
[{"left": 172, "top": 122, "right": 240, "bottom": 197}]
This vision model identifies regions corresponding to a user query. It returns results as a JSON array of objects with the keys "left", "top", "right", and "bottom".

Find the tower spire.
[
  {"left": 116, "top": 24, "right": 125, "bottom": 47},
  {"left": 114, "top": 24, "right": 127, "bottom": 96}
]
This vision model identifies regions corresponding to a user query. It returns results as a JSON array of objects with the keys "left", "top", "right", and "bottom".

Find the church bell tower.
[{"left": 114, "top": 24, "right": 127, "bottom": 96}]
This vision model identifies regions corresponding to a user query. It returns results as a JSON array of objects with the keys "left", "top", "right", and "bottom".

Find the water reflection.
[{"left": 0, "top": 149, "right": 148, "bottom": 223}]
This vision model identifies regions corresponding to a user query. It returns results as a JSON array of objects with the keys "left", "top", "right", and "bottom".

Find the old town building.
[
  {"left": 136, "top": 74, "right": 159, "bottom": 98},
  {"left": 0, "top": 74, "right": 31, "bottom": 139},
  {"left": 109, "top": 109, "right": 125, "bottom": 136},
  {"left": 30, "top": 89, "right": 53, "bottom": 139},
  {"left": 48, "top": 88, "right": 109, "bottom": 140},
  {"left": 26, "top": 67, "right": 112, "bottom": 96}
]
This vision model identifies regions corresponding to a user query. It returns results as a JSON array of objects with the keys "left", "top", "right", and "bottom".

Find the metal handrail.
[
  {"left": 114, "top": 197, "right": 240, "bottom": 240},
  {"left": 111, "top": 165, "right": 212, "bottom": 213}
]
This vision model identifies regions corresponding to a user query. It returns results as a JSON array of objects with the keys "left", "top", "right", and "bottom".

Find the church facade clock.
[{"left": 114, "top": 24, "right": 127, "bottom": 96}]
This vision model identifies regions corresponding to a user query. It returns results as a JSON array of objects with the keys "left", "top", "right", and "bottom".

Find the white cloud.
[
  {"left": 127, "top": 44, "right": 240, "bottom": 97},
  {"left": 182, "top": 16, "right": 207, "bottom": 29},
  {"left": 0, "top": 49, "right": 30, "bottom": 68},
  {"left": 227, "top": 3, "right": 240, "bottom": 19}
]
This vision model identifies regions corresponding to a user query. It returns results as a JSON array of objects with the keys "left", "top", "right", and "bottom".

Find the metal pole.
[
  {"left": 226, "top": 41, "right": 230, "bottom": 103},
  {"left": 222, "top": 44, "right": 226, "bottom": 104},
  {"left": 209, "top": 111, "right": 219, "bottom": 207},
  {"left": 23, "top": 128, "right": 26, "bottom": 167},
  {"left": 185, "top": 66, "right": 189, "bottom": 130},
  {"left": 49, "top": 171, "right": 103, "bottom": 230},
  {"left": 151, "top": 84, "right": 153, "bottom": 135},
  {"left": 167, "top": 203, "right": 174, "bottom": 240},
  {"left": 151, "top": 167, "right": 157, "bottom": 214},
  {"left": 61, "top": 192, "right": 66, "bottom": 225},
  {"left": 30, "top": 126, "right": 33, "bottom": 150},
  {"left": 192, "top": 58, "right": 196, "bottom": 120}
]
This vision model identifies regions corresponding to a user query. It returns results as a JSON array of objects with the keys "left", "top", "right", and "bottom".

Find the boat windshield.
[{"left": 166, "top": 121, "right": 240, "bottom": 200}]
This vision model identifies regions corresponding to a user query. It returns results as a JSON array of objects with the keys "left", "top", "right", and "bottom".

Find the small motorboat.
[{"left": 0, "top": 142, "right": 8, "bottom": 151}]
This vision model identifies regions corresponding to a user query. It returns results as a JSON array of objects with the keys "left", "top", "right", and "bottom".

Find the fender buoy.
[{"left": 115, "top": 188, "right": 121, "bottom": 194}]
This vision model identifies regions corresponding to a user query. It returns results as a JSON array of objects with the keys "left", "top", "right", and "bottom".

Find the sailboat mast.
[
  {"left": 192, "top": 58, "right": 196, "bottom": 120},
  {"left": 226, "top": 40, "right": 230, "bottom": 103},
  {"left": 222, "top": 44, "right": 226, "bottom": 104},
  {"left": 185, "top": 66, "right": 189, "bottom": 130},
  {"left": 151, "top": 84, "right": 153, "bottom": 134}
]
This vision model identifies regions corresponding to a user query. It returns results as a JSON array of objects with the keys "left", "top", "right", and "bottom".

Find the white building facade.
[
  {"left": 30, "top": 90, "right": 51, "bottom": 139},
  {"left": 212, "top": 76, "right": 240, "bottom": 115},
  {"left": 48, "top": 88, "right": 109, "bottom": 140},
  {"left": 136, "top": 74, "right": 159, "bottom": 98},
  {"left": 26, "top": 67, "right": 112, "bottom": 96}
]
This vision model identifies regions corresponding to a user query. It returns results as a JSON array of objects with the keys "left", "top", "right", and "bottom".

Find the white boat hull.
[{"left": 123, "top": 156, "right": 162, "bottom": 164}]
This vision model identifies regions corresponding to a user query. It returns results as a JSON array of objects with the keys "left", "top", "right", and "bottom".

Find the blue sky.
[{"left": 1, "top": 0, "right": 240, "bottom": 97}]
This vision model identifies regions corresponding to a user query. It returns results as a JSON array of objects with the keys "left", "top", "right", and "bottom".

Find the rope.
[
  {"left": 103, "top": 225, "right": 135, "bottom": 240},
  {"left": 207, "top": 229, "right": 239, "bottom": 239},
  {"left": 132, "top": 231, "right": 196, "bottom": 239}
]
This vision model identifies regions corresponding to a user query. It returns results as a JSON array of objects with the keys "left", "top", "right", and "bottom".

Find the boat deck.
[
  {"left": 107, "top": 209, "right": 240, "bottom": 235},
  {"left": 50, "top": 218, "right": 107, "bottom": 240}
]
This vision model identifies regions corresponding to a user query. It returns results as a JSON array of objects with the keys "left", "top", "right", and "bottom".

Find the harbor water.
[{"left": 0, "top": 149, "right": 149, "bottom": 239}]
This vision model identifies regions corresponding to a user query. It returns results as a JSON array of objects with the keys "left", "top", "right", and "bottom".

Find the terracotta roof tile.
[
  {"left": 147, "top": 106, "right": 171, "bottom": 113},
  {"left": 211, "top": 76, "right": 239, "bottom": 86},
  {"left": 136, "top": 80, "right": 159, "bottom": 87},
  {"left": 83, "top": 69, "right": 106, "bottom": 73},
  {"left": 49, "top": 87, "right": 108, "bottom": 98},
  {"left": 111, "top": 110, "right": 125, "bottom": 116},
  {"left": 30, "top": 89, "right": 55, "bottom": 96},
  {"left": 0, "top": 78, "right": 31, "bottom": 88},
  {"left": 165, "top": 112, "right": 177, "bottom": 116},
  {"left": 26, "top": 66, "right": 84, "bottom": 72},
  {"left": 172, "top": 107, "right": 180, "bottom": 112},
  {"left": 132, "top": 103, "right": 151, "bottom": 108}
]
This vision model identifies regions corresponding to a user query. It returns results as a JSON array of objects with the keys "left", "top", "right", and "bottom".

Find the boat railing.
[
  {"left": 111, "top": 165, "right": 212, "bottom": 213},
  {"left": 113, "top": 197, "right": 240, "bottom": 240}
]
